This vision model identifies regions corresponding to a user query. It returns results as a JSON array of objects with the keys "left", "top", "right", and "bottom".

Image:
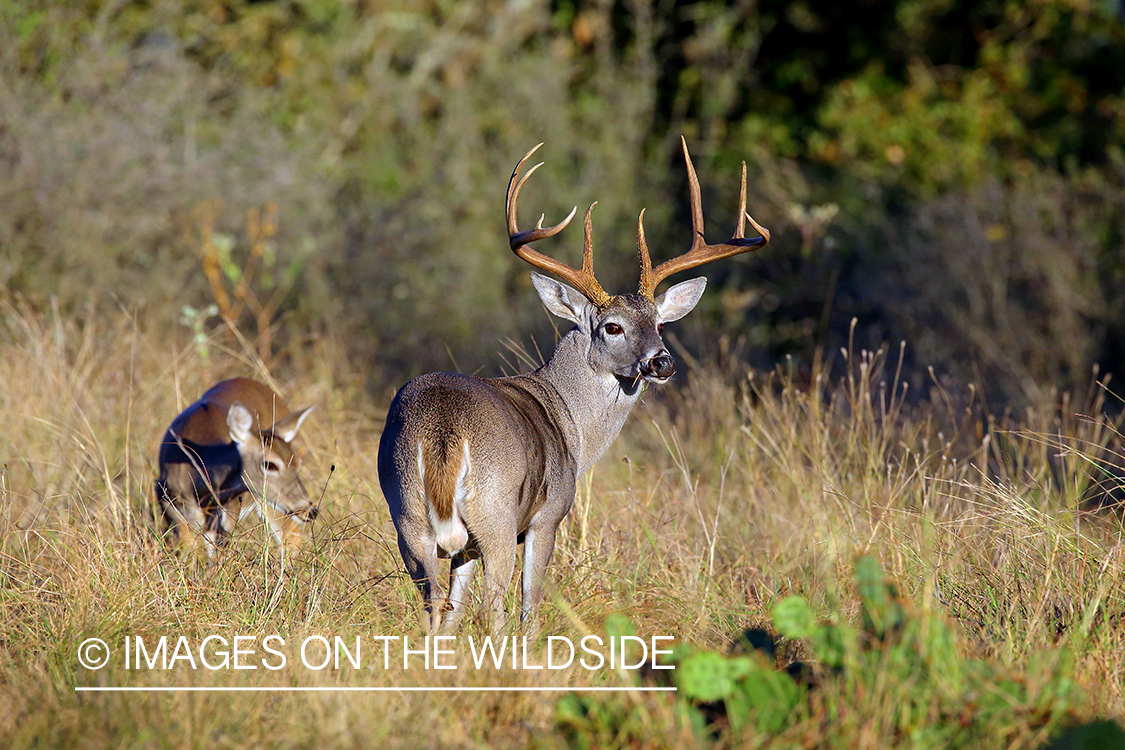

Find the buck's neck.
[{"left": 534, "top": 328, "right": 643, "bottom": 477}]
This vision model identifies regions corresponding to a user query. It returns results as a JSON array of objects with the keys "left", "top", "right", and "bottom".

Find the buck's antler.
[
  {"left": 637, "top": 137, "right": 770, "bottom": 299},
  {"left": 507, "top": 144, "right": 612, "bottom": 309}
]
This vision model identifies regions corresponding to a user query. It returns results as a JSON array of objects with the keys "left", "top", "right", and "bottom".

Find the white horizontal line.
[{"left": 75, "top": 686, "right": 677, "bottom": 693}]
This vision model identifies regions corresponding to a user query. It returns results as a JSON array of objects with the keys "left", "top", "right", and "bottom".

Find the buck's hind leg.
[
  {"left": 441, "top": 547, "right": 480, "bottom": 633},
  {"left": 396, "top": 527, "right": 448, "bottom": 634}
]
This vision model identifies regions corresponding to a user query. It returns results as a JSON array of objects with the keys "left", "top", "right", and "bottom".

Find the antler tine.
[
  {"left": 735, "top": 160, "right": 772, "bottom": 243},
  {"left": 685, "top": 136, "right": 706, "bottom": 252},
  {"left": 507, "top": 144, "right": 611, "bottom": 307},
  {"left": 506, "top": 145, "right": 576, "bottom": 244},
  {"left": 637, "top": 207, "right": 654, "bottom": 295},
  {"left": 736, "top": 159, "right": 747, "bottom": 238},
  {"left": 582, "top": 201, "right": 598, "bottom": 277},
  {"left": 638, "top": 137, "right": 770, "bottom": 298}
]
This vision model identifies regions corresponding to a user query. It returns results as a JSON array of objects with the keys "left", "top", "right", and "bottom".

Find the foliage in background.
[{"left": 1, "top": 0, "right": 1124, "bottom": 401}]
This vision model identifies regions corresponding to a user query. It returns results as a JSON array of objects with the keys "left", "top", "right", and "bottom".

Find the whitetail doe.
[
  {"left": 378, "top": 138, "right": 770, "bottom": 633},
  {"left": 156, "top": 378, "right": 316, "bottom": 557}
]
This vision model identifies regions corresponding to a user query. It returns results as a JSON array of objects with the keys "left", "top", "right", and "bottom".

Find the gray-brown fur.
[
  {"left": 380, "top": 141, "right": 768, "bottom": 634},
  {"left": 378, "top": 278, "right": 707, "bottom": 634},
  {"left": 156, "top": 378, "right": 316, "bottom": 557}
]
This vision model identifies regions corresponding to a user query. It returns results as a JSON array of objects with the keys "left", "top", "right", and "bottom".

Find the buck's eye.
[
  {"left": 604, "top": 322, "right": 624, "bottom": 336},
  {"left": 657, "top": 323, "right": 665, "bottom": 334},
  {"left": 262, "top": 460, "right": 283, "bottom": 474}
]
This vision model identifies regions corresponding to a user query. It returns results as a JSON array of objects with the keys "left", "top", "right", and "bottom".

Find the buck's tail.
[{"left": 416, "top": 437, "right": 471, "bottom": 555}]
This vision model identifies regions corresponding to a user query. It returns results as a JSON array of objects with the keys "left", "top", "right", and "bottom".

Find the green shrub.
[{"left": 557, "top": 556, "right": 1103, "bottom": 748}]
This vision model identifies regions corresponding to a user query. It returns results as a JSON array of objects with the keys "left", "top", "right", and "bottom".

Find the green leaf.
[
  {"left": 1046, "top": 720, "right": 1125, "bottom": 750},
  {"left": 728, "top": 668, "right": 802, "bottom": 734},
  {"left": 603, "top": 613, "right": 634, "bottom": 641},
  {"left": 674, "top": 651, "right": 734, "bottom": 702},
  {"left": 855, "top": 555, "right": 905, "bottom": 638},
  {"left": 772, "top": 595, "right": 817, "bottom": 639},
  {"left": 555, "top": 694, "right": 587, "bottom": 726},
  {"left": 811, "top": 623, "right": 856, "bottom": 670},
  {"left": 855, "top": 555, "right": 885, "bottom": 605}
]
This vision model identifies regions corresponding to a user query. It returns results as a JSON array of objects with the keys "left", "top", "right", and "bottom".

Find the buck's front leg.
[
  {"left": 477, "top": 514, "right": 518, "bottom": 636},
  {"left": 520, "top": 516, "right": 562, "bottom": 630},
  {"left": 520, "top": 480, "right": 576, "bottom": 628}
]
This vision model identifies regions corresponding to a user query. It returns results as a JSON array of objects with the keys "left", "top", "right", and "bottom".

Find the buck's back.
[{"left": 378, "top": 372, "right": 577, "bottom": 527}]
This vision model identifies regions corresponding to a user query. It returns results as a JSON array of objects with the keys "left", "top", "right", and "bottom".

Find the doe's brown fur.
[{"left": 155, "top": 377, "right": 316, "bottom": 558}]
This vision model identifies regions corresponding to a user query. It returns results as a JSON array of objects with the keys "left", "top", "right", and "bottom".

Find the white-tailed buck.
[
  {"left": 378, "top": 138, "right": 770, "bottom": 633},
  {"left": 156, "top": 378, "right": 316, "bottom": 557}
]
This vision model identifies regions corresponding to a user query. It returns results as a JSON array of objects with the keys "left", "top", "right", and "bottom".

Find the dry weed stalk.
[{"left": 189, "top": 199, "right": 299, "bottom": 363}]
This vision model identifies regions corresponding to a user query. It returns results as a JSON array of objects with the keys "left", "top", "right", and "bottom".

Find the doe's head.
[{"left": 227, "top": 404, "right": 318, "bottom": 524}]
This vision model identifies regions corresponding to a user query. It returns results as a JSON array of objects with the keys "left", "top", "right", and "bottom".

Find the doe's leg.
[
  {"left": 158, "top": 485, "right": 208, "bottom": 559},
  {"left": 202, "top": 504, "right": 233, "bottom": 558}
]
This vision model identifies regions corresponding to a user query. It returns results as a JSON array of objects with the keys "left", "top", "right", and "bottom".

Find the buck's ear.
[
  {"left": 655, "top": 277, "right": 707, "bottom": 323},
  {"left": 531, "top": 272, "right": 594, "bottom": 325},
  {"left": 227, "top": 403, "right": 256, "bottom": 446},
  {"left": 270, "top": 406, "right": 313, "bottom": 443}
]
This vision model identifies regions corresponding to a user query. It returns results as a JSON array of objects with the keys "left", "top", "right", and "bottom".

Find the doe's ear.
[
  {"left": 655, "top": 277, "right": 707, "bottom": 323},
  {"left": 270, "top": 406, "right": 314, "bottom": 443},
  {"left": 531, "top": 272, "right": 595, "bottom": 325},
  {"left": 227, "top": 403, "right": 256, "bottom": 447}
]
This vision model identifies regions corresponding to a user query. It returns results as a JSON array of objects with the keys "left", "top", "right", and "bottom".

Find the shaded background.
[{"left": 2, "top": 0, "right": 1124, "bottom": 408}]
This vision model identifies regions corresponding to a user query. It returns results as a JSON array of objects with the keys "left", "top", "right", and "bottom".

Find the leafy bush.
[{"left": 557, "top": 556, "right": 1109, "bottom": 748}]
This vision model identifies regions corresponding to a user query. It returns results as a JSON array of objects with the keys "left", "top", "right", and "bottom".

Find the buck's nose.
[
  {"left": 306, "top": 506, "right": 319, "bottom": 521},
  {"left": 642, "top": 353, "right": 676, "bottom": 380}
]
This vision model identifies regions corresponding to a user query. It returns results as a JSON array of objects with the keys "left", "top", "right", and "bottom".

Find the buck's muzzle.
[{"left": 642, "top": 354, "right": 675, "bottom": 380}]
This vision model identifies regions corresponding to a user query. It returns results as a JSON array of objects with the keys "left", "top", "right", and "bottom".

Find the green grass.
[{"left": 1, "top": 301, "right": 1124, "bottom": 749}]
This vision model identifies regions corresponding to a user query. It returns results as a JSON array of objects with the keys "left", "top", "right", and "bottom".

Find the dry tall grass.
[{"left": 2, "top": 301, "right": 1123, "bottom": 748}]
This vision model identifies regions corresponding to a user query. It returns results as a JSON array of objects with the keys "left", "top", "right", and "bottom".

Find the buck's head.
[
  {"left": 530, "top": 277, "right": 705, "bottom": 391},
  {"left": 227, "top": 404, "right": 317, "bottom": 524},
  {"left": 507, "top": 138, "right": 770, "bottom": 391}
]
